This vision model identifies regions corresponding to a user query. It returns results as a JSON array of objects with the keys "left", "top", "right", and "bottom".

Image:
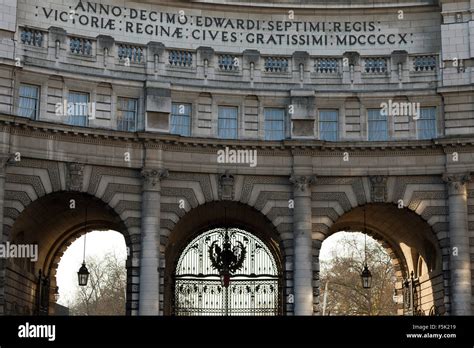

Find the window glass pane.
[
  {"left": 18, "top": 84, "right": 39, "bottom": 119},
  {"left": 368, "top": 109, "right": 388, "bottom": 141},
  {"left": 67, "top": 92, "right": 89, "bottom": 127},
  {"left": 264, "top": 108, "right": 285, "bottom": 140},
  {"left": 417, "top": 107, "right": 436, "bottom": 140},
  {"left": 171, "top": 103, "right": 191, "bottom": 136},
  {"left": 117, "top": 97, "right": 138, "bottom": 131},
  {"left": 319, "top": 110, "right": 338, "bottom": 141},
  {"left": 218, "top": 106, "right": 238, "bottom": 139}
]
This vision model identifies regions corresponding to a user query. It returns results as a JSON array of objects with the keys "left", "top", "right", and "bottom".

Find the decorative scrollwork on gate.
[{"left": 173, "top": 228, "right": 280, "bottom": 316}]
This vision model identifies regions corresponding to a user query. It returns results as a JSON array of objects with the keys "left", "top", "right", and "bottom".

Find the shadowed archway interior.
[
  {"left": 164, "top": 201, "right": 285, "bottom": 315},
  {"left": 325, "top": 203, "right": 444, "bottom": 315},
  {"left": 4, "top": 192, "right": 131, "bottom": 315}
]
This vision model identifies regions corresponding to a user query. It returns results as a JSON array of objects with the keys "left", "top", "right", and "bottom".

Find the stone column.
[
  {"left": 0, "top": 155, "right": 10, "bottom": 243},
  {"left": 443, "top": 173, "right": 472, "bottom": 315},
  {"left": 290, "top": 175, "right": 315, "bottom": 315},
  {"left": 139, "top": 168, "right": 168, "bottom": 316}
]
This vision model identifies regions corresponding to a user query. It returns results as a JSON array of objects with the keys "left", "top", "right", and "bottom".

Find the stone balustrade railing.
[{"left": 16, "top": 29, "right": 440, "bottom": 84}]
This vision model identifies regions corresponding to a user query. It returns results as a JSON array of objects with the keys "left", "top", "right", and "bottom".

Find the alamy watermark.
[
  {"left": 18, "top": 322, "right": 55, "bottom": 342},
  {"left": 55, "top": 99, "right": 96, "bottom": 119},
  {"left": 0, "top": 241, "right": 38, "bottom": 262},
  {"left": 217, "top": 147, "right": 258, "bottom": 168},
  {"left": 380, "top": 100, "right": 421, "bottom": 120}
]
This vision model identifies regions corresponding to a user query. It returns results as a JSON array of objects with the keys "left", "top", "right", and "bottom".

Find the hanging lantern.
[
  {"left": 78, "top": 204, "right": 89, "bottom": 287},
  {"left": 77, "top": 262, "right": 90, "bottom": 287},
  {"left": 54, "top": 286, "right": 60, "bottom": 302},
  {"left": 360, "top": 264, "right": 373, "bottom": 289},
  {"left": 360, "top": 206, "right": 372, "bottom": 289}
]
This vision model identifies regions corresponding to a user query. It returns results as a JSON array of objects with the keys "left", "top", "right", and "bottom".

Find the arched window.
[{"left": 173, "top": 228, "right": 280, "bottom": 316}]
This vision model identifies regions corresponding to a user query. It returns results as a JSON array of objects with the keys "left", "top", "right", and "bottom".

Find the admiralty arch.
[{"left": 0, "top": 0, "right": 472, "bottom": 316}]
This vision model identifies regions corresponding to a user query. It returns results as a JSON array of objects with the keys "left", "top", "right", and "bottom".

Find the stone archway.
[
  {"left": 2, "top": 191, "right": 132, "bottom": 315},
  {"left": 322, "top": 203, "right": 444, "bottom": 315},
  {"left": 163, "top": 201, "right": 285, "bottom": 315}
]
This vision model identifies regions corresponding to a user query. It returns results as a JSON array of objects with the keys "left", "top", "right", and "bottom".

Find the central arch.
[
  {"left": 174, "top": 227, "right": 279, "bottom": 315},
  {"left": 164, "top": 201, "right": 285, "bottom": 315}
]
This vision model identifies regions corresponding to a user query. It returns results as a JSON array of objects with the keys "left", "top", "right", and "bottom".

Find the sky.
[
  {"left": 55, "top": 230, "right": 371, "bottom": 306},
  {"left": 56, "top": 230, "right": 127, "bottom": 306}
]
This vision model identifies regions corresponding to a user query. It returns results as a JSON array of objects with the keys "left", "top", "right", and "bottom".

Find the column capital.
[
  {"left": 141, "top": 168, "right": 169, "bottom": 191},
  {"left": 442, "top": 173, "right": 471, "bottom": 195},
  {"left": 290, "top": 174, "right": 316, "bottom": 193}
]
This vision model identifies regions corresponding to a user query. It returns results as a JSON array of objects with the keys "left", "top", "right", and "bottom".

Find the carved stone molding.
[
  {"left": 218, "top": 171, "right": 234, "bottom": 201},
  {"left": 290, "top": 175, "right": 316, "bottom": 193},
  {"left": 369, "top": 175, "right": 388, "bottom": 202},
  {"left": 442, "top": 173, "right": 471, "bottom": 195},
  {"left": 66, "top": 163, "right": 85, "bottom": 191},
  {"left": 197, "top": 46, "right": 214, "bottom": 61},
  {"left": 141, "top": 168, "right": 169, "bottom": 191},
  {"left": 243, "top": 49, "right": 260, "bottom": 64}
]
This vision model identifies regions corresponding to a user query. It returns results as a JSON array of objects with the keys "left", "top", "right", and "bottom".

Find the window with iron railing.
[
  {"left": 364, "top": 58, "right": 387, "bottom": 73},
  {"left": 315, "top": 58, "right": 338, "bottom": 73},
  {"left": 264, "top": 57, "right": 289, "bottom": 73},
  {"left": 118, "top": 45, "right": 144, "bottom": 64},
  {"left": 413, "top": 56, "right": 436, "bottom": 72},
  {"left": 168, "top": 50, "right": 193, "bottom": 67},
  {"left": 117, "top": 97, "right": 138, "bottom": 132},
  {"left": 218, "top": 55, "right": 239, "bottom": 71},
  {"left": 69, "top": 37, "right": 93, "bottom": 56},
  {"left": 20, "top": 29, "right": 44, "bottom": 47}
]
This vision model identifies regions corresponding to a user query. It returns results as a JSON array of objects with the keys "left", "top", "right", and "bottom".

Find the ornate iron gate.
[{"left": 173, "top": 228, "right": 281, "bottom": 316}]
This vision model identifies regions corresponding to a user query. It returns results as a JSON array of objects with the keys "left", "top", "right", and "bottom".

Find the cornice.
[
  {"left": 1, "top": 115, "right": 474, "bottom": 156},
  {"left": 144, "top": 0, "right": 439, "bottom": 10}
]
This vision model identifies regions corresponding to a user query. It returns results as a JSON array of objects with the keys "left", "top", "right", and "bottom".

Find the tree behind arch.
[
  {"left": 320, "top": 233, "right": 398, "bottom": 316},
  {"left": 68, "top": 252, "right": 126, "bottom": 316}
]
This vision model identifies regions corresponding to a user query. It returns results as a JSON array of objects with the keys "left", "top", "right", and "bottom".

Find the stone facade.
[{"left": 0, "top": 0, "right": 472, "bottom": 316}]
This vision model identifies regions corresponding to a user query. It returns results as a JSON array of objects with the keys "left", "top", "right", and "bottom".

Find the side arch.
[
  {"left": 319, "top": 203, "right": 445, "bottom": 315},
  {"left": 2, "top": 187, "right": 139, "bottom": 315}
]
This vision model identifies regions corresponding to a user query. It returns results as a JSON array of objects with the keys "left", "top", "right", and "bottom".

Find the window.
[
  {"left": 319, "top": 110, "right": 338, "bottom": 141},
  {"left": 18, "top": 84, "right": 39, "bottom": 119},
  {"left": 417, "top": 107, "right": 437, "bottom": 140},
  {"left": 264, "top": 108, "right": 285, "bottom": 140},
  {"left": 117, "top": 97, "right": 138, "bottom": 132},
  {"left": 368, "top": 109, "right": 388, "bottom": 141},
  {"left": 364, "top": 58, "right": 387, "bottom": 73},
  {"left": 171, "top": 103, "right": 191, "bottom": 136},
  {"left": 67, "top": 91, "right": 90, "bottom": 127},
  {"left": 168, "top": 51, "right": 193, "bottom": 67},
  {"left": 218, "top": 106, "right": 238, "bottom": 139}
]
